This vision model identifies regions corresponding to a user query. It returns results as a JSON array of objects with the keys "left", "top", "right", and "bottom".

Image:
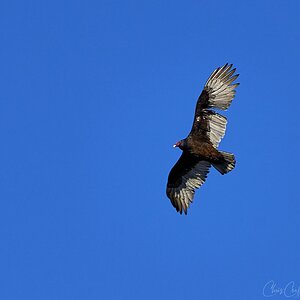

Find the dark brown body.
[
  {"left": 186, "top": 137, "right": 223, "bottom": 162},
  {"left": 179, "top": 137, "right": 224, "bottom": 164}
]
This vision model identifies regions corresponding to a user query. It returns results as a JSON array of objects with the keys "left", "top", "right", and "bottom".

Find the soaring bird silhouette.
[{"left": 166, "top": 63, "right": 239, "bottom": 214}]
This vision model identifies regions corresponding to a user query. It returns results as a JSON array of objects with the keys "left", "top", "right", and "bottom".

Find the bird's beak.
[{"left": 173, "top": 144, "right": 177, "bottom": 148}]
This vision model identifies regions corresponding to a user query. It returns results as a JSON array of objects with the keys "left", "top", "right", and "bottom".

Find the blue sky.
[{"left": 0, "top": 0, "right": 300, "bottom": 299}]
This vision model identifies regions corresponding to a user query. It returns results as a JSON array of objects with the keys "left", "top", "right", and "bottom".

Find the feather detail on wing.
[
  {"left": 191, "top": 63, "right": 238, "bottom": 148},
  {"left": 166, "top": 153, "right": 211, "bottom": 214},
  {"left": 195, "top": 63, "right": 239, "bottom": 112},
  {"left": 191, "top": 110, "right": 227, "bottom": 148}
]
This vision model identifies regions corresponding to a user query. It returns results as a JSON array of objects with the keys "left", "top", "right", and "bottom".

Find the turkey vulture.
[{"left": 166, "top": 63, "right": 239, "bottom": 214}]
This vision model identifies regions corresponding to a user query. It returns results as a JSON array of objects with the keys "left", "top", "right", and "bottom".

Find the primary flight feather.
[{"left": 166, "top": 63, "right": 239, "bottom": 214}]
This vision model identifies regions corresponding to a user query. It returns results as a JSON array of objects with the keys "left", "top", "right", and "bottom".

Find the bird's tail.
[{"left": 212, "top": 151, "right": 235, "bottom": 175}]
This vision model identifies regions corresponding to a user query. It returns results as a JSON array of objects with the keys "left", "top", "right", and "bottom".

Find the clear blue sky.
[{"left": 0, "top": 1, "right": 299, "bottom": 299}]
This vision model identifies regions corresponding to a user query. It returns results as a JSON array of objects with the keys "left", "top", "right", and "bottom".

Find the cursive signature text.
[{"left": 263, "top": 280, "right": 300, "bottom": 298}]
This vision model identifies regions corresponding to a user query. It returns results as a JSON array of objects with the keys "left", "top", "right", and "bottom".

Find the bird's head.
[{"left": 173, "top": 139, "right": 186, "bottom": 150}]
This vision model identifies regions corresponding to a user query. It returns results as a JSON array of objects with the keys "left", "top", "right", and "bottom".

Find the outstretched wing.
[
  {"left": 166, "top": 152, "right": 211, "bottom": 214},
  {"left": 195, "top": 63, "right": 239, "bottom": 112},
  {"left": 190, "top": 63, "right": 239, "bottom": 147}
]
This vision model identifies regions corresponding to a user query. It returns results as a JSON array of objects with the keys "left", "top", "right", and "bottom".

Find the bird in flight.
[{"left": 166, "top": 63, "right": 239, "bottom": 214}]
